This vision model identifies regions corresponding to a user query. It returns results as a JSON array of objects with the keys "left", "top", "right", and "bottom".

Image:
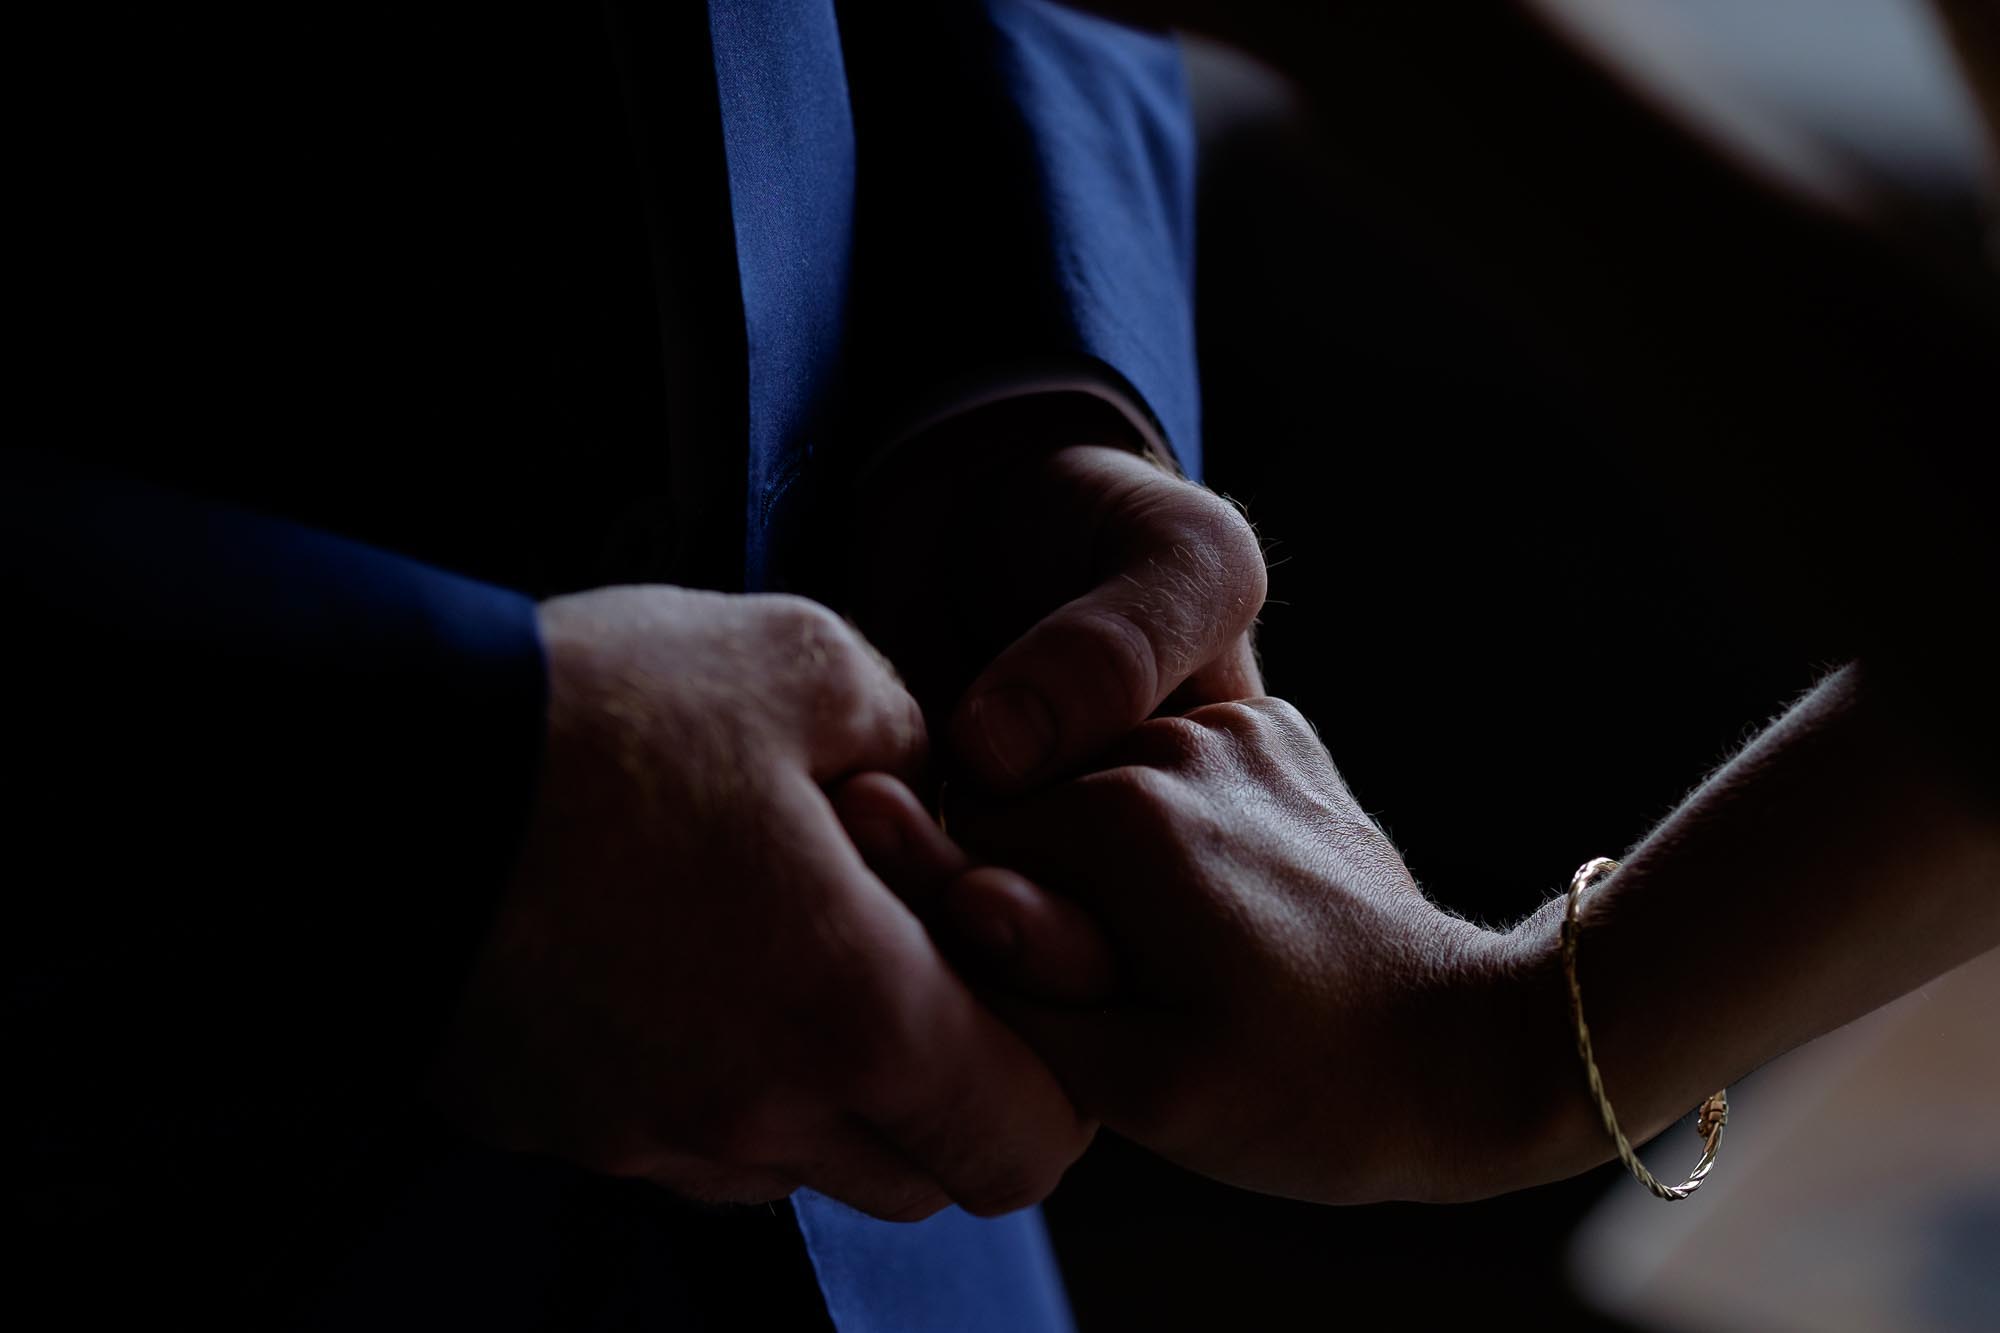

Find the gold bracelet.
[{"left": 1561, "top": 857, "right": 1729, "bottom": 1200}]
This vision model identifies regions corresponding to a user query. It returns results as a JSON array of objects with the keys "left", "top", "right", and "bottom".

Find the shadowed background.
[{"left": 1042, "top": 4, "right": 1998, "bottom": 1327}]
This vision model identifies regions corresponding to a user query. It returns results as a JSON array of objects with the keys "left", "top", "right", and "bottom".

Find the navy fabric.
[
  {"left": 13, "top": 1, "right": 1200, "bottom": 1325},
  {"left": 721, "top": 5, "right": 1198, "bottom": 1322},
  {"left": 751, "top": 0, "right": 1203, "bottom": 590},
  {"left": 4, "top": 455, "right": 549, "bottom": 1322},
  {"left": 982, "top": 0, "right": 1202, "bottom": 472},
  {"left": 710, "top": 0, "right": 857, "bottom": 589}
]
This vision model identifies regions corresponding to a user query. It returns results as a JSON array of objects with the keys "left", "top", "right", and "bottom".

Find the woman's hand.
[
  {"left": 844, "top": 698, "right": 1545, "bottom": 1204},
  {"left": 848, "top": 668, "right": 2000, "bottom": 1206}
]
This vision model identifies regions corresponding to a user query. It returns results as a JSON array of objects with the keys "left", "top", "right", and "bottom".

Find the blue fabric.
[
  {"left": 983, "top": 0, "right": 1203, "bottom": 474},
  {"left": 4, "top": 453, "right": 549, "bottom": 1320},
  {"left": 12, "top": 1, "right": 1201, "bottom": 1323},
  {"left": 794, "top": 1191, "right": 1077, "bottom": 1333},
  {"left": 3, "top": 457, "right": 548, "bottom": 1078},
  {"left": 703, "top": 4, "right": 1200, "bottom": 1326},
  {"left": 727, "top": 0, "right": 1203, "bottom": 591},
  {"left": 708, "top": 0, "right": 857, "bottom": 590}
]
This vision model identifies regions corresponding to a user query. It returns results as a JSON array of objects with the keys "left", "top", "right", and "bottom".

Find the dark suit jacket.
[{"left": 8, "top": 3, "right": 1198, "bottom": 1326}]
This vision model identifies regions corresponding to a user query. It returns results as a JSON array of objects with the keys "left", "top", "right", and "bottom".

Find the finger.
[
  {"left": 831, "top": 772, "right": 968, "bottom": 915},
  {"left": 951, "top": 453, "right": 1266, "bottom": 790},
  {"left": 764, "top": 596, "right": 929, "bottom": 790},
  {"left": 1160, "top": 631, "right": 1262, "bottom": 714},
  {"left": 938, "top": 867, "right": 1118, "bottom": 1007},
  {"left": 834, "top": 775, "right": 1116, "bottom": 1002},
  {"left": 786, "top": 778, "right": 1096, "bottom": 1218},
  {"left": 1183, "top": 697, "right": 1366, "bottom": 815},
  {"left": 860, "top": 996, "right": 1096, "bottom": 1219},
  {"left": 947, "top": 764, "right": 1181, "bottom": 926},
  {"left": 631, "top": 1141, "right": 800, "bottom": 1205},
  {"left": 974, "top": 996, "right": 1183, "bottom": 1143},
  {"left": 783, "top": 1117, "right": 953, "bottom": 1223}
]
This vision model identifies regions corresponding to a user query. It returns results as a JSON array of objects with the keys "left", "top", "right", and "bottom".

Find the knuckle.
[
  {"left": 754, "top": 591, "right": 835, "bottom": 635},
  {"left": 1254, "top": 697, "right": 1337, "bottom": 775},
  {"left": 770, "top": 596, "right": 862, "bottom": 672},
  {"left": 1201, "top": 696, "right": 1314, "bottom": 750},
  {"left": 1189, "top": 701, "right": 1277, "bottom": 770},
  {"left": 815, "top": 649, "right": 880, "bottom": 725},
  {"left": 1127, "top": 715, "right": 1214, "bottom": 770},
  {"left": 757, "top": 597, "right": 909, "bottom": 745},
  {"left": 1195, "top": 698, "right": 1265, "bottom": 738},
  {"left": 1086, "top": 764, "right": 1182, "bottom": 835},
  {"left": 1254, "top": 696, "right": 1319, "bottom": 744},
  {"left": 1169, "top": 487, "right": 1268, "bottom": 613}
]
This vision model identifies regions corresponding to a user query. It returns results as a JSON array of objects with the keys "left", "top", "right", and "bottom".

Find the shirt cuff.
[{"left": 852, "top": 357, "right": 1186, "bottom": 486}]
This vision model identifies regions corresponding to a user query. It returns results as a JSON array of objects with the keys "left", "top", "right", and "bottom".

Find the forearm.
[
  {"left": 1477, "top": 663, "right": 2000, "bottom": 1194},
  {"left": 6, "top": 456, "right": 549, "bottom": 1187}
]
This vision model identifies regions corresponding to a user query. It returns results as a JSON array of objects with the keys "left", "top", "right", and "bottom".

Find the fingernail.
[
  {"left": 959, "top": 909, "right": 1018, "bottom": 963},
  {"left": 968, "top": 686, "right": 1056, "bottom": 781}
]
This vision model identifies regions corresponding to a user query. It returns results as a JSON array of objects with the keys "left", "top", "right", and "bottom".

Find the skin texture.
[
  {"left": 849, "top": 697, "right": 1511, "bottom": 1204},
  {"left": 838, "top": 392, "right": 1268, "bottom": 794},
  {"left": 431, "top": 396, "right": 1271, "bottom": 1220},
  {"left": 431, "top": 585, "right": 1092, "bottom": 1221},
  {"left": 848, "top": 666, "right": 2000, "bottom": 1205},
  {"left": 1491, "top": 663, "right": 2000, "bottom": 1194}
]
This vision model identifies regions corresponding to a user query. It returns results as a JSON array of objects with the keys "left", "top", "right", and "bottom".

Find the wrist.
[
  {"left": 1409, "top": 906, "right": 1609, "bottom": 1200},
  {"left": 1490, "top": 903, "right": 1622, "bottom": 1189}
]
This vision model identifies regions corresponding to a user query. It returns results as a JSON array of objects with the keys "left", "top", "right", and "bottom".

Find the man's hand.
[
  {"left": 430, "top": 586, "right": 1092, "bottom": 1221},
  {"left": 843, "top": 393, "right": 1267, "bottom": 791},
  {"left": 845, "top": 698, "right": 1528, "bottom": 1205}
]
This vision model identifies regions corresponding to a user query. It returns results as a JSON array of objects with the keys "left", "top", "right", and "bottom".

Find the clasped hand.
[
  {"left": 833, "top": 395, "right": 1535, "bottom": 1207},
  {"left": 849, "top": 698, "right": 1534, "bottom": 1206},
  {"left": 437, "top": 362, "right": 2000, "bottom": 1226},
  {"left": 433, "top": 396, "right": 1277, "bottom": 1220}
]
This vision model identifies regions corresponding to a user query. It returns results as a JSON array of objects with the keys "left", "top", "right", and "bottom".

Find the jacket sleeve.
[
  {"left": 834, "top": 0, "right": 1203, "bottom": 474},
  {"left": 4, "top": 453, "right": 547, "bottom": 1236}
]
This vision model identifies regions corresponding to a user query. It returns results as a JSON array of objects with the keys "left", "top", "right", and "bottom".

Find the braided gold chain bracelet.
[{"left": 1562, "top": 857, "right": 1729, "bottom": 1200}]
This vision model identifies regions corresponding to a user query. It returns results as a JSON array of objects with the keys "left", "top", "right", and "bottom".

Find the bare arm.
[
  {"left": 1483, "top": 661, "right": 2000, "bottom": 1195},
  {"left": 846, "top": 661, "right": 1999, "bottom": 1202}
]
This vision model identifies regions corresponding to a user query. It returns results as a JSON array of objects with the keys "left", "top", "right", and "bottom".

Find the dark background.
[
  {"left": 18, "top": 6, "right": 1989, "bottom": 1327},
  {"left": 1044, "top": 11, "right": 1996, "bottom": 1327}
]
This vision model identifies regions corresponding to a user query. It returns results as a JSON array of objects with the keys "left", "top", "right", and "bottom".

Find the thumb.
[{"left": 951, "top": 470, "right": 1266, "bottom": 790}]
